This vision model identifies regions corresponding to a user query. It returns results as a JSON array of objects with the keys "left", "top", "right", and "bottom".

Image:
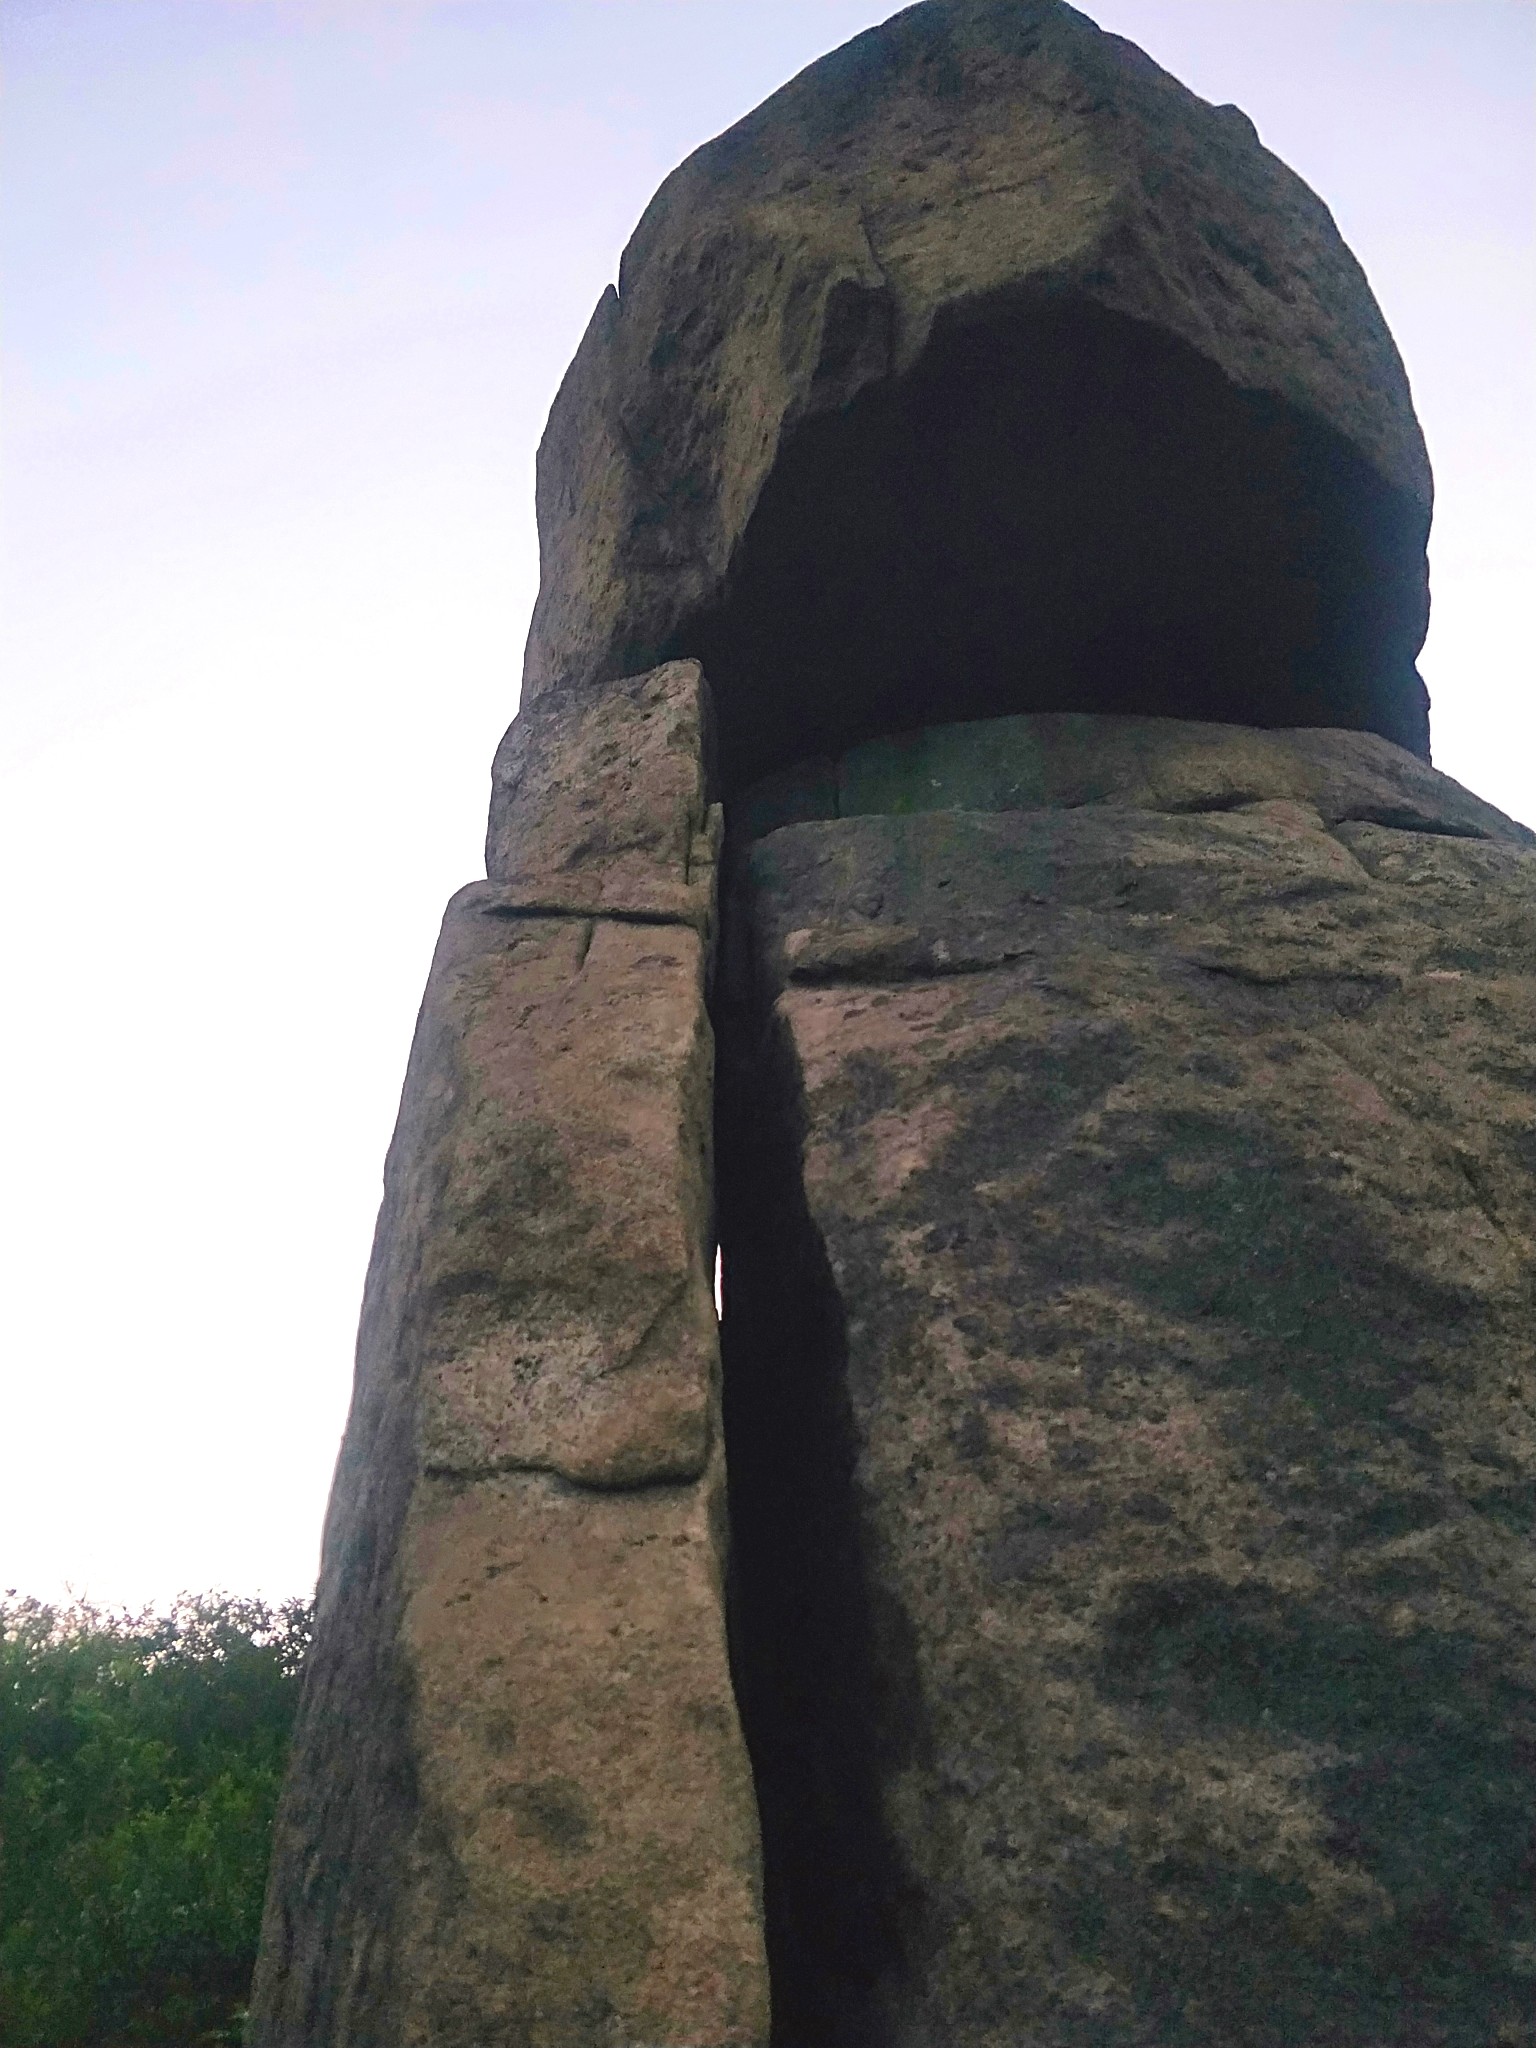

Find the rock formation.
[
  {"left": 248, "top": 663, "right": 765, "bottom": 2046},
  {"left": 250, "top": 4, "right": 1534, "bottom": 2044},
  {"left": 718, "top": 718, "right": 1535, "bottom": 2044},
  {"left": 526, "top": 0, "right": 1432, "bottom": 780}
]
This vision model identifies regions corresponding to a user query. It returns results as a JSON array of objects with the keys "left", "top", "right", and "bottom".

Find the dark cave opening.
[{"left": 681, "top": 294, "right": 1431, "bottom": 796}]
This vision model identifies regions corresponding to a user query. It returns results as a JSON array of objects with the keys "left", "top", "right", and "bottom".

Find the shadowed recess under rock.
[{"left": 685, "top": 296, "right": 1431, "bottom": 792}]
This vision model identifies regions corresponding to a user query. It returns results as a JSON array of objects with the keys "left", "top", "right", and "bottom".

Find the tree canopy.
[{"left": 0, "top": 1591, "right": 310, "bottom": 2046}]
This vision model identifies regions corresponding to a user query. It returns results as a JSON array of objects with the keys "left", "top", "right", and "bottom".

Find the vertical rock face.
[
  {"left": 250, "top": 664, "right": 769, "bottom": 2047},
  {"left": 717, "top": 717, "right": 1536, "bottom": 2044},
  {"left": 253, "top": 3, "right": 1531, "bottom": 2042}
]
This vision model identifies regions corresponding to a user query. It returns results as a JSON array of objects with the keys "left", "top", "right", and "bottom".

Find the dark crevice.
[
  {"left": 715, "top": 994, "right": 918, "bottom": 2045},
  {"left": 418, "top": 1461, "right": 699, "bottom": 1494},
  {"left": 1158, "top": 791, "right": 1277, "bottom": 815},
  {"left": 677, "top": 292, "right": 1430, "bottom": 795},
  {"left": 478, "top": 902, "right": 697, "bottom": 929},
  {"left": 1334, "top": 809, "right": 1491, "bottom": 840}
]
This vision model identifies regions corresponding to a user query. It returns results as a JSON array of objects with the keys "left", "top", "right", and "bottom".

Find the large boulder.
[
  {"left": 528, "top": 0, "right": 1432, "bottom": 785},
  {"left": 717, "top": 714, "right": 1536, "bottom": 2045},
  {"left": 248, "top": 666, "right": 769, "bottom": 2047}
]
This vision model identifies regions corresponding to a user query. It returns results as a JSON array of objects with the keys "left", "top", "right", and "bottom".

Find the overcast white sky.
[{"left": 3, "top": 0, "right": 1532, "bottom": 1610}]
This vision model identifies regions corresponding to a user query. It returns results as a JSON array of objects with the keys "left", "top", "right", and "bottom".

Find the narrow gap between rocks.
[{"left": 714, "top": 990, "right": 914, "bottom": 2044}]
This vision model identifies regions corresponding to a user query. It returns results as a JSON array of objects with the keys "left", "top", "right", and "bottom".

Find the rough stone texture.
[
  {"left": 249, "top": 664, "right": 768, "bottom": 2047},
  {"left": 487, "top": 659, "right": 723, "bottom": 931},
  {"left": 251, "top": 5, "right": 1518, "bottom": 2037},
  {"left": 525, "top": 0, "right": 1432, "bottom": 775},
  {"left": 717, "top": 715, "right": 1536, "bottom": 2045}
]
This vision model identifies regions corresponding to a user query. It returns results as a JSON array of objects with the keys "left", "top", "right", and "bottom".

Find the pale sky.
[{"left": 3, "top": 0, "right": 1532, "bottom": 1609}]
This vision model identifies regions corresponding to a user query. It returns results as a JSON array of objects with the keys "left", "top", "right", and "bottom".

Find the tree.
[{"left": 0, "top": 1591, "right": 310, "bottom": 2046}]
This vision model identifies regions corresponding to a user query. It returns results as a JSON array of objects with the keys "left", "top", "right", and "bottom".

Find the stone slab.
[
  {"left": 487, "top": 658, "right": 721, "bottom": 933},
  {"left": 413, "top": 896, "right": 717, "bottom": 1491},
  {"left": 717, "top": 717, "right": 1536, "bottom": 2044},
  {"left": 388, "top": 1460, "right": 763, "bottom": 2048},
  {"left": 251, "top": 668, "right": 767, "bottom": 2045}
]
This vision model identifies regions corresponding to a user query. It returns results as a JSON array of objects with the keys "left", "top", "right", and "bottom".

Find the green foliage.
[{"left": 0, "top": 1590, "right": 311, "bottom": 2046}]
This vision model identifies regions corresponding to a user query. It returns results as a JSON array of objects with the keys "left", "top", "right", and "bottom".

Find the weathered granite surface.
[
  {"left": 249, "top": 664, "right": 768, "bottom": 2047},
  {"left": 250, "top": 4, "right": 1525, "bottom": 2039},
  {"left": 527, "top": 0, "right": 1432, "bottom": 777},
  {"left": 486, "top": 660, "right": 723, "bottom": 932},
  {"left": 717, "top": 715, "right": 1536, "bottom": 2045}
]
